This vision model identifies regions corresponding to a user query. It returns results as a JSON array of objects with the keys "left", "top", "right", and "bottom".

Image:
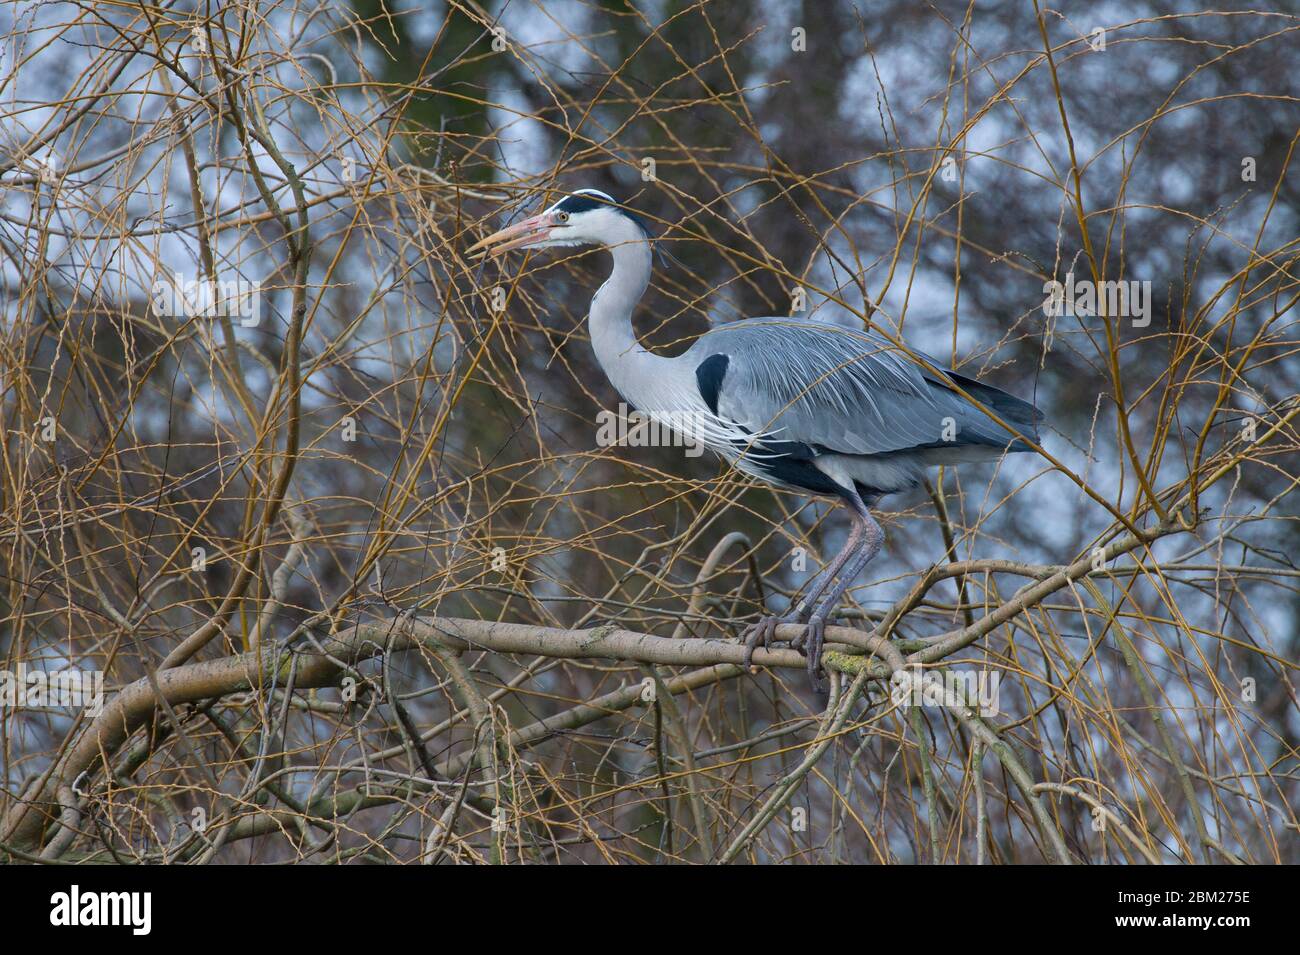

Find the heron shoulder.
[{"left": 694, "top": 353, "right": 729, "bottom": 415}]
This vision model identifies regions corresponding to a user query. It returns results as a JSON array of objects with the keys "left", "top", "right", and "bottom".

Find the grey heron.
[{"left": 468, "top": 189, "right": 1043, "bottom": 688}]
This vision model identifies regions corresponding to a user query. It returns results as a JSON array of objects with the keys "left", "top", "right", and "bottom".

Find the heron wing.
[{"left": 689, "top": 318, "right": 1040, "bottom": 457}]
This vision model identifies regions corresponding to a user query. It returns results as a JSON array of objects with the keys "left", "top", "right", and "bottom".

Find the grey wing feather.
[{"left": 689, "top": 318, "right": 1040, "bottom": 456}]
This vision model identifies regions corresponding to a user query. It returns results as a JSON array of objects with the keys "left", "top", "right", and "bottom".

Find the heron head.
[{"left": 467, "top": 189, "right": 647, "bottom": 257}]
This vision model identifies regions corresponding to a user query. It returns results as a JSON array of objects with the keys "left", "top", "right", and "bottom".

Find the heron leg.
[
  {"left": 787, "top": 512, "right": 866, "bottom": 621},
  {"left": 744, "top": 494, "right": 885, "bottom": 696},
  {"left": 742, "top": 500, "right": 866, "bottom": 671},
  {"left": 801, "top": 508, "right": 884, "bottom": 685}
]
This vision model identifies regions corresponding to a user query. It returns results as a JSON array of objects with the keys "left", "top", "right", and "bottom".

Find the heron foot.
[
  {"left": 741, "top": 614, "right": 827, "bottom": 692},
  {"left": 741, "top": 614, "right": 797, "bottom": 671}
]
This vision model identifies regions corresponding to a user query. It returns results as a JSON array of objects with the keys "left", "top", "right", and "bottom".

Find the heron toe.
[
  {"left": 741, "top": 614, "right": 795, "bottom": 670},
  {"left": 802, "top": 616, "right": 826, "bottom": 688}
]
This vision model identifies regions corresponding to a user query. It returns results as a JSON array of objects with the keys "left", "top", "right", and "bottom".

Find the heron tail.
[{"left": 944, "top": 370, "right": 1044, "bottom": 451}]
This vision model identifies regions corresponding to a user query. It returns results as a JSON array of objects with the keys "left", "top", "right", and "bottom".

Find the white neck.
[{"left": 587, "top": 223, "right": 667, "bottom": 406}]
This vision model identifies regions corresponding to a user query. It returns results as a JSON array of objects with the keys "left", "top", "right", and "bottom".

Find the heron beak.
[{"left": 466, "top": 214, "right": 551, "bottom": 258}]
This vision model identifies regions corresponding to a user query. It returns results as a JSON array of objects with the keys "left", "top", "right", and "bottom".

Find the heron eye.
[{"left": 556, "top": 211, "right": 570, "bottom": 223}]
